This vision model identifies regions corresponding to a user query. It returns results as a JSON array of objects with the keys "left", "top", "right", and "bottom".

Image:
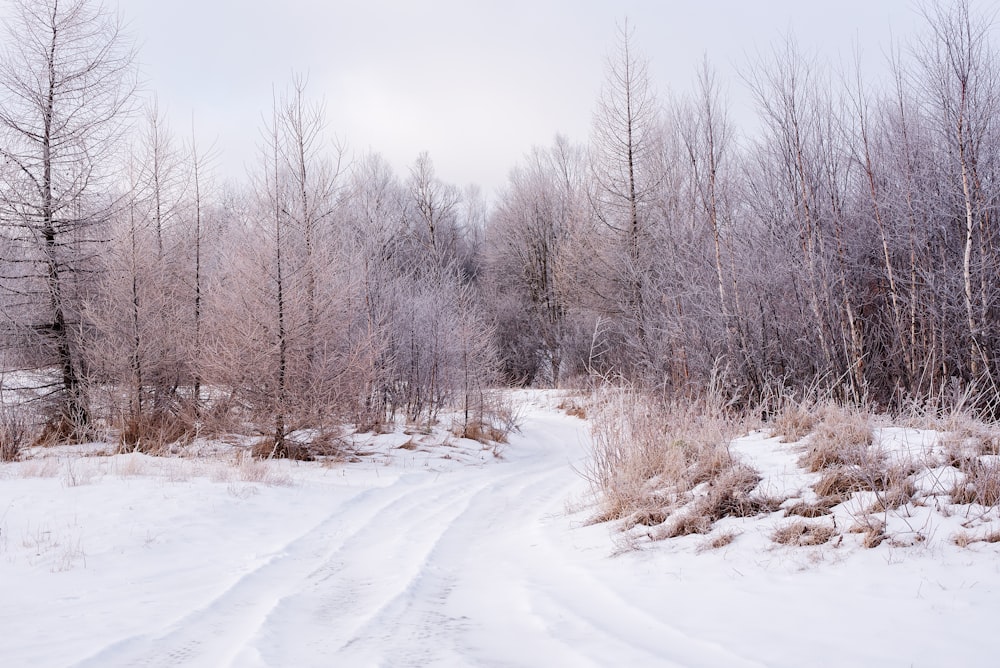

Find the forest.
[{"left": 1, "top": 0, "right": 999, "bottom": 459}]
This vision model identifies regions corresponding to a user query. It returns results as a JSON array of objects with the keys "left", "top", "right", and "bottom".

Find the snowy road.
[{"left": 68, "top": 405, "right": 754, "bottom": 668}]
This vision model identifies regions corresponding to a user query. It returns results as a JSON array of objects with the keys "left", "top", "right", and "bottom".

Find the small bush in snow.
[{"left": 0, "top": 408, "right": 26, "bottom": 462}]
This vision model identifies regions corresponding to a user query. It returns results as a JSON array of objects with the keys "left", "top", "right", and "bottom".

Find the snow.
[{"left": 2, "top": 391, "right": 1000, "bottom": 667}]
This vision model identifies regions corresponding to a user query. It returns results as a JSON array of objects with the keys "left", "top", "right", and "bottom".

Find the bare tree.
[
  {"left": 589, "top": 21, "right": 664, "bottom": 376},
  {"left": 0, "top": 0, "right": 136, "bottom": 435}
]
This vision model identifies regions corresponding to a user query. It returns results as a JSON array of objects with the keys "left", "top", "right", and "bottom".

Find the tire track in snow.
[
  {"left": 73, "top": 473, "right": 479, "bottom": 668},
  {"left": 73, "top": 401, "right": 766, "bottom": 667}
]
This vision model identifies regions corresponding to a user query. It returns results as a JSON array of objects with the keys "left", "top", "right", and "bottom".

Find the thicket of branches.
[
  {"left": 491, "top": 3, "right": 1000, "bottom": 414},
  {"left": 1, "top": 0, "right": 998, "bottom": 455}
]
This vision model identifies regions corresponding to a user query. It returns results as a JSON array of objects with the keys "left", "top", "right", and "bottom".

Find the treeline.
[
  {"left": 491, "top": 1, "right": 1000, "bottom": 412},
  {"left": 0, "top": 0, "right": 998, "bottom": 454}
]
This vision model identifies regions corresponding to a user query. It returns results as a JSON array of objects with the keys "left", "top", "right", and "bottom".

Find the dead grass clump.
[
  {"left": 557, "top": 398, "right": 587, "bottom": 420},
  {"left": 863, "top": 525, "right": 886, "bottom": 548},
  {"left": 695, "top": 464, "right": 768, "bottom": 520},
  {"left": 771, "top": 400, "right": 818, "bottom": 443},
  {"left": 953, "top": 531, "right": 975, "bottom": 548},
  {"left": 454, "top": 418, "right": 508, "bottom": 444},
  {"left": 868, "top": 475, "right": 917, "bottom": 514},
  {"left": 771, "top": 520, "right": 837, "bottom": 546},
  {"left": 657, "top": 512, "right": 713, "bottom": 539},
  {"left": 814, "top": 466, "right": 868, "bottom": 497},
  {"left": 623, "top": 509, "right": 668, "bottom": 530},
  {"left": 699, "top": 529, "right": 741, "bottom": 552},
  {"left": 950, "top": 459, "right": 1000, "bottom": 506},
  {"left": 0, "top": 408, "right": 27, "bottom": 462},
  {"left": 251, "top": 437, "right": 314, "bottom": 461},
  {"left": 236, "top": 451, "right": 292, "bottom": 485},
  {"left": 784, "top": 499, "right": 836, "bottom": 518},
  {"left": 938, "top": 412, "right": 1000, "bottom": 457},
  {"left": 585, "top": 389, "right": 742, "bottom": 527},
  {"left": 798, "top": 404, "right": 875, "bottom": 472},
  {"left": 303, "top": 430, "right": 347, "bottom": 458},
  {"left": 119, "top": 410, "right": 193, "bottom": 454},
  {"left": 33, "top": 415, "right": 83, "bottom": 447}
]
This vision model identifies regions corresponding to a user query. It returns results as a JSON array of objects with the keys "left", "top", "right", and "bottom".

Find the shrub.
[
  {"left": 0, "top": 408, "right": 27, "bottom": 462},
  {"left": 119, "top": 409, "right": 193, "bottom": 454}
]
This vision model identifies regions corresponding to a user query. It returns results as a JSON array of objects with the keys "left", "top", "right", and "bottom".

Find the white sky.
[{"left": 111, "top": 0, "right": 980, "bottom": 197}]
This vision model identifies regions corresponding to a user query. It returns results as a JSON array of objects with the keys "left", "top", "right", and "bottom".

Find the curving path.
[{"left": 70, "top": 397, "right": 761, "bottom": 668}]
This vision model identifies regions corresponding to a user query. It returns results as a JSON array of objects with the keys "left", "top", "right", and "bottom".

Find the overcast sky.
[{"left": 112, "top": 0, "right": 979, "bottom": 197}]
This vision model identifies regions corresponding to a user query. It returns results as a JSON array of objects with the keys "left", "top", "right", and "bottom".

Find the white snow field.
[{"left": 2, "top": 391, "right": 1000, "bottom": 667}]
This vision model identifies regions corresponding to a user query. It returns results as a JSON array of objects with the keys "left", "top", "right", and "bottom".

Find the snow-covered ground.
[{"left": 2, "top": 391, "right": 1000, "bottom": 667}]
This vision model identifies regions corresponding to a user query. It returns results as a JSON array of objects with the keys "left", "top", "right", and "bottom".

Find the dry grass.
[
  {"left": 235, "top": 451, "right": 292, "bottom": 486},
  {"left": 119, "top": 409, "right": 193, "bottom": 455},
  {"left": 814, "top": 467, "right": 868, "bottom": 497},
  {"left": 867, "top": 470, "right": 917, "bottom": 513},
  {"left": 587, "top": 389, "right": 774, "bottom": 540},
  {"left": 784, "top": 498, "right": 837, "bottom": 518},
  {"left": 453, "top": 392, "right": 522, "bottom": 447},
  {"left": 699, "top": 529, "right": 742, "bottom": 552},
  {"left": 950, "top": 459, "right": 1000, "bottom": 506},
  {"left": 656, "top": 512, "right": 714, "bottom": 538},
  {"left": 950, "top": 529, "right": 1000, "bottom": 547},
  {"left": 33, "top": 415, "right": 83, "bottom": 447},
  {"left": 453, "top": 418, "right": 509, "bottom": 444},
  {"left": 18, "top": 458, "right": 60, "bottom": 478},
  {"left": 0, "top": 408, "right": 27, "bottom": 462},
  {"left": 556, "top": 398, "right": 587, "bottom": 420},
  {"left": 251, "top": 437, "right": 314, "bottom": 461},
  {"left": 771, "top": 521, "right": 837, "bottom": 546},
  {"left": 862, "top": 524, "right": 887, "bottom": 548},
  {"left": 798, "top": 404, "right": 875, "bottom": 472},
  {"left": 771, "top": 400, "right": 818, "bottom": 443},
  {"left": 953, "top": 531, "right": 975, "bottom": 548},
  {"left": 937, "top": 411, "right": 1000, "bottom": 457}
]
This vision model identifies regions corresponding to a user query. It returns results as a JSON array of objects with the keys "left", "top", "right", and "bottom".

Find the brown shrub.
[
  {"left": 251, "top": 437, "right": 314, "bottom": 461},
  {"left": 119, "top": 410, "right": 193, "bottom": 454}
]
